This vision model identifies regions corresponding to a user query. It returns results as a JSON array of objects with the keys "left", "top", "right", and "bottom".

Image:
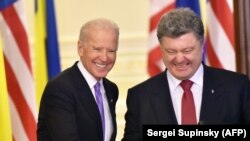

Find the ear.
[{"left": 77, "top": 41, "right": 83, "bottom": 56}]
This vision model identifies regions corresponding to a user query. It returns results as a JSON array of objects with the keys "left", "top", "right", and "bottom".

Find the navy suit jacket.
[
  {"left": 37, "top": 62, "right": 119, "bottom": 141},
  {"left": 122, "top": 65, "right": 250, "bottom": 141}
]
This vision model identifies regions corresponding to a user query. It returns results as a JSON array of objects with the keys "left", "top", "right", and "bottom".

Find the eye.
[
  {"left": 93, "top": 47, "right": 101, "bottom": 52},
  {"left": 108, "top": 49, "right": 117, "bottom": 53},
  {"left": 166, "top": 49, "right": 177, "bottom": 55},
  {"left": 182, "top": 48, "right": 193, "bottom": 54},
  {"left": 106, "top": 50, "right": 116, "bottom": 56}
]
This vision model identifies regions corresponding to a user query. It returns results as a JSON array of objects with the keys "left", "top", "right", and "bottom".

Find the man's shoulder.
[
  {"left": 205, "top": 66, "right": 249, "bottom": 81},
  {"left": 130, "top": 71, "right": 166, "bottom": 90},
  {"left": 46, "top": 62, "right": 80, "bottom": 86}
]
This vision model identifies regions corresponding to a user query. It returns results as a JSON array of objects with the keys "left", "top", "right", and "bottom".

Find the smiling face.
[
  {"left": 160, "top": 32, "right": 203, "bottom": 80},
  {"left": 78, "top": 27, "right": 118, "bottom": 80}
]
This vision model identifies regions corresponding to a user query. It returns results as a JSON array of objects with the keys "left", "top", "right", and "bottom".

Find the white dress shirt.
[
  {"left": 77, "top": 61, "right": 113, "bottom": 141},
  {"left": 167, "top": 64, "right": 204, "bottom": 124}
]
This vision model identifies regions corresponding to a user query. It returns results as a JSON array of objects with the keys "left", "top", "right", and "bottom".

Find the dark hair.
[{"left": 157, "top": 7, "right": 204, "bottom": 43}]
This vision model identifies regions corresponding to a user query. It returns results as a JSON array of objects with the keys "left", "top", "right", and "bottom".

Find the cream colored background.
[{"left": 25, "top": 0, "right": 151, "bottom": 140}]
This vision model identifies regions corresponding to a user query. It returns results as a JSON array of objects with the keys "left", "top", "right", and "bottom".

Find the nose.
[
  {"left": 175, "top": 53, "right": 185, "bottom": 62},
  {"left": 99, "top": 51, "right": 108, "bottom": 61}
]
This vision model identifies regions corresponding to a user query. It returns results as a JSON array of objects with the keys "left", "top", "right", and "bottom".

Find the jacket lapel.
[
  {"left": 199, "top": 66, "right": 225, "bottom": 124},
  {"left": 149, "top": 72, "right": 178, "bottom": 124},
  {"left": 70, "top": 62, "right": 102, "bottom": 125},
  {"left": 103, "top": 78, "right": 117, "bottom": 131}
]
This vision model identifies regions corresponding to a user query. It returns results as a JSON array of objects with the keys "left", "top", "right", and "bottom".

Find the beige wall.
[{"left": 26, "top": 0, "right": 151, "bottom": 140}]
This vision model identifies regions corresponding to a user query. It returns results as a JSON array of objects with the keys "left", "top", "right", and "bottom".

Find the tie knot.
[
  {"left": 95, "top": 81, "right": 101, "bottom": 87},
  {"left": 180, "top": 80, "right": 193, "bottom": 90}
]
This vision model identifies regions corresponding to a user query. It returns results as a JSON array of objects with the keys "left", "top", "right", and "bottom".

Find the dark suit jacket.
[
  {"left": 122, "top": 65, "right": 250, "bottom": 140},
  {"left": 37, "top": 61, "right": 119, "bottom": 141}
]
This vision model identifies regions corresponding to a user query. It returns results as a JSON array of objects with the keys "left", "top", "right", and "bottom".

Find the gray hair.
[
  {"left": 79, "top": 18, "right": 119, "bottom": 42},
  {"left": 157, "top": 7, "right": 204, "bottom": 43}
]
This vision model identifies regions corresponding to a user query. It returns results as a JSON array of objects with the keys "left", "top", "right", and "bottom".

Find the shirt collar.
[
  {"left": 77, "top": 61, "right": 103, "bottom": 89},
  {"left": 167, "top": 64, "right": 204, "bottom": 89}
]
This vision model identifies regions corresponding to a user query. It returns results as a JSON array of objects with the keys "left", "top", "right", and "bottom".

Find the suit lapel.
[
  {"left": 103, "top": 79, "right": 116, "bottom": 115},
  {"left": 149, "top": 72, "right": 178, "bottom": 124},
  {"left": 200, "top": 66, "right": 225, "bottom": 124},
  {"left": 70, "top": 63, "right": 102, "bottom": 125},
  {"left": 103, "top": 78, "right": 117, "bottom": 130}
]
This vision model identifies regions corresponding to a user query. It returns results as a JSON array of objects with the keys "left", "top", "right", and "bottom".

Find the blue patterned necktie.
[{"left": 94, "top": 82, "right": 105, "bottom": 140}]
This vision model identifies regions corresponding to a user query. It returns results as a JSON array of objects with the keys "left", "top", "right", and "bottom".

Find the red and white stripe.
[
  {"left": 205, "top": 0, "right": 235, "bottom": 71},
  {"left": 0, "top": 1, "right": 37, "bottom": 141},
  {"left": 148, "top": 0, "right": 175, "bottom": 76}
]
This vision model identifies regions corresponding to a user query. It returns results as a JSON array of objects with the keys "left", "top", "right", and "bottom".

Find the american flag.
[
  {"left": 0, "top": 0, "right": 37, "bottom": 141},
  {"left": 148, "top": 0, "right": 175, "bottom": 76},
  {"left": 205, "top": 0, "right": 235, "bottom": 71},
  {"left": 148, "top": 0, "right": 236, "bottom": 76}
]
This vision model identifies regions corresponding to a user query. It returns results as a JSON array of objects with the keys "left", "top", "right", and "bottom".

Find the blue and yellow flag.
[
  {"left": 35, "top": 0, "right": 61, "bottom": 107},
  {"left": 176, "top": 0, "right": 201, "bottom": 16}
]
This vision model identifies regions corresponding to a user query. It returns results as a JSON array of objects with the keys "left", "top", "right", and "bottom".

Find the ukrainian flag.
[
  {"left": 0, "top": 37, "right": 12, "bottom": 141},
  {"left": 35, "top": 0, "right": 61, "bottom": 107},
  {"left": 176, "top": 0, "right": 201, "bottom": 16}
]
